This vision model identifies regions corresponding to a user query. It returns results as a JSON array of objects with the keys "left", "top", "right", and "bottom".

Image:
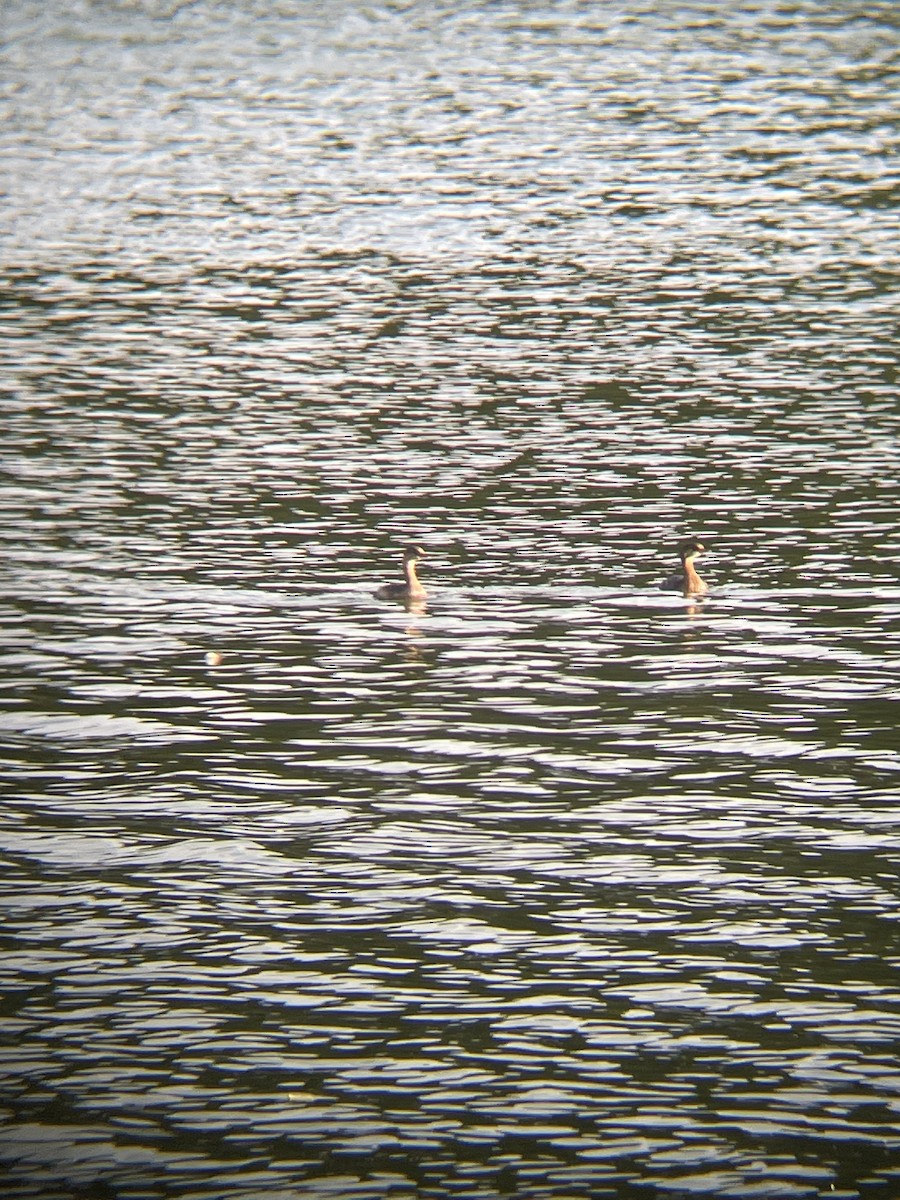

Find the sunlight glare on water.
[{"left": 1, "top": 1, "right": 900, "bottom": 1198}]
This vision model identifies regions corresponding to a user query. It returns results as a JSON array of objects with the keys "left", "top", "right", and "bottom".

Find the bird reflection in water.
[{"left": 403, "top": 607, "right": 428, "bottom": 661}]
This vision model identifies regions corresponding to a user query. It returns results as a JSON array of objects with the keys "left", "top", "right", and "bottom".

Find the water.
[{"left": 2, "top": 2, "right": 900, "bottom": 1197}]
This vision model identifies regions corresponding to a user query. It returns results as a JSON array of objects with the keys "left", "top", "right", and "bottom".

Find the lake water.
[{"left": 2, "top": 2, "right": 899, "bottom": 1198}]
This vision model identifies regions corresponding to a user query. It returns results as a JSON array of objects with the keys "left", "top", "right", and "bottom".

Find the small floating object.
[{"left": 204, "top": 650, "right": 224, "bottom": 666}]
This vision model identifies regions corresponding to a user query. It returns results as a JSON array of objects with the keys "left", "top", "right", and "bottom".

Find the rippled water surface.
[{"left": 2, "top": 2, "right": 900, "bottom": 1198}]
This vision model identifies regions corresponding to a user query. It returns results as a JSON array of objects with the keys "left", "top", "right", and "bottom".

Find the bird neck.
[{"left": 683, "top": 560, "right": 704, "bottom": 589}]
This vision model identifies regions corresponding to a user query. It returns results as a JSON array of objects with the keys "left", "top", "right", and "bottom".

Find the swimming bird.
[
  {"left": 378, "top": 544, "right": 427, "bottom": 602},
  {"left": 660, "top": 539, "right": 708, "bottom": 595}
]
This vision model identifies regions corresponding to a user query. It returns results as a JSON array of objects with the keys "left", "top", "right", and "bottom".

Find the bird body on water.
[
  {"left": 661, "top": 539, "right": 708, "bottom": 596},
  {"left": 378, "top": 545, "right": 427, "bottom": 602}
]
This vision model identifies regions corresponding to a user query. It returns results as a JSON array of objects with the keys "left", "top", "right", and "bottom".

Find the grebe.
[
  {"left": 661, "top": 539, "right": 708, "bottom": 595},
  {"left": 378, "top": 544, "right": 427, "bottom": 602}
]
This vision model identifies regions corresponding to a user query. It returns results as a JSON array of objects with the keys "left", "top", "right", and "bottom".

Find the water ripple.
[{"left": 3, "top": 1, "right": 900, "bottom": 1197}]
